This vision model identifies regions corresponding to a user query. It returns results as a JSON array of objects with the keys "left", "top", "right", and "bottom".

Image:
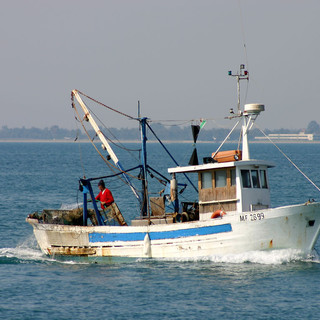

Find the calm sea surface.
[{"left": 1, "top": 141, "right": 320, "bottom": 320}]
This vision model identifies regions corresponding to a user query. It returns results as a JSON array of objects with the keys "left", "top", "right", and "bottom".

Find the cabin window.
[
  {"left": 201, "top": 172, "right": 212, "bottom": 189},
  {"left": 230, "top": 169, "right": 236, "bottom": 186},
  {"left": 241, "top": 170, "right": 251, "bottom": 188},
  {"left": 215, "top": 170, "right": 227, "bottom": 188},
  {"left": 260, "top": 170, "right": 268, "bottom": 189},
  {"left": 251, "top": 170, "right": 260, "bottom": 188}
]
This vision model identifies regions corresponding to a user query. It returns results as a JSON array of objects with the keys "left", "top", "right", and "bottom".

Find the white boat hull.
[{"left": 27, "top": 202, "right": 320, "bottom": 258}]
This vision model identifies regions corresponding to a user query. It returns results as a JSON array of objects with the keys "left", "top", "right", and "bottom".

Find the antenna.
[
  {"left": 138, "top": 100, "right": 141, "bottom": 131},
  {"left": 228, "top": 64, "right": 249, "bottom": 115},
  {"left": 138, "top": 100, "right": 141, "bottom": 119},
  {"left": 227, "top": 66, "right": 264, "bottom": 160}
]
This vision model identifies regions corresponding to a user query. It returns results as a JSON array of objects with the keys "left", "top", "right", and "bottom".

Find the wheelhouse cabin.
[{"left": 168, "top": 157, "right": 274, "bottom": 220}]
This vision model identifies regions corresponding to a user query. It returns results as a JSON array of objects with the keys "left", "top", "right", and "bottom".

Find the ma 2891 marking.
[{"left": 239, "top": 212, "right": 265, "bottom": 222}]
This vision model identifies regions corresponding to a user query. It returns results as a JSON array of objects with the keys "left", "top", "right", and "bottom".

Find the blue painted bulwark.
[{"left": 89, "top": 224, "right": 232, "bottom": 243}]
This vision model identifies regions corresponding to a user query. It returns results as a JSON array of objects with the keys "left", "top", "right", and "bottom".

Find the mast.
[
  {"left": 228, "top": 65, "right": 264, "bottom": 160},
  {"left": 242, "top": 103, "right": 265, "bottom": 160},
  {"left": 140, "top": 117, "right": 150, "bottom": 217},
  {"left": 242, "top": 113, "right": 251, "bottom": 160},
  {"left": 228, "top": 64, "right": 249, "bottom": 116}
]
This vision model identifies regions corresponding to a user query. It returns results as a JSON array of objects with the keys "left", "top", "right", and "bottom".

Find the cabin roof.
[{"left": 168, "top": 159, "right": 275, "bottom": 174}]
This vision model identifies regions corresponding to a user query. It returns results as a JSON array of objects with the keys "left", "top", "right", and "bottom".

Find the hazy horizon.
[
  {"left": 1, "top": 0, "right": 319, "bottom": 131},
  {"left": 0, "top": 119, "right": 316, "bottom": 132}
]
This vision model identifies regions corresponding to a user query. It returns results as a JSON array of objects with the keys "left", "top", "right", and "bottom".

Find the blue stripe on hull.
[{"left": 89, "top": 224, "right": 232, "bottom": 243}]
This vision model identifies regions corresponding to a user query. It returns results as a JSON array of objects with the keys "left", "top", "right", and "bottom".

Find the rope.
[
  {"left": 212, "top": 119, "right": 241, "bottom": 158},
  {"left": 73, "top": 108, "right": 87, "bottom": 177},
  {"left": 75, "top": 89, "right": 137, "bottom": 120},
  {"left": 74, "top": 90, "right": 141, "bottom": 167},
  {"left": 237, "top": 126, "right": 242, "bottom": 151},
  {"left": 147, "top": 122, "right": 198, "bottom": 193},
  {"left": 150, "top": 119, "right": 193, "bottom": 126},
  {"left": 71, "top": 94, "right": 142, "bottom": 183},
  {"left": 86, "top": 103, "right": 141, "bottom": 153},
  {"left": 72, "top": 91, "right": 189, "bottom": 206},
  {"left": 255, "top": 124, "right": 320, "bottom": 193},
  {"left": 76, "top": 90, "right": 229, "bottom": 131},
  {"left": 150, "top": 117, "right": 225, "bottom": 127}
]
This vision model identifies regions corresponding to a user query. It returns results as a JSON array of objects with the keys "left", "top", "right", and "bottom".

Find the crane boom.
[{"left": 72, "top": 90, "right": 141, "bottom": 202}]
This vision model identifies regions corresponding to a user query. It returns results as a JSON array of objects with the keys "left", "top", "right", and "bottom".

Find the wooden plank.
[{"left": 199, "top": 168, "right": 237, "bottom": 213}]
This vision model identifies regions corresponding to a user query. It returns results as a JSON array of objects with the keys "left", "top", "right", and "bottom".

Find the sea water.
[{"left": 1, "top": 141, "right": 320, "bottom": 320}]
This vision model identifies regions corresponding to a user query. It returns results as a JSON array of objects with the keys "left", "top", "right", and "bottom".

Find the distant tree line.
[
  {"left": 305, "top": 121, "right": 320, "bottom": 134},
  {"left": 0, "top": 121, "right": 319, "bottom": 141}
]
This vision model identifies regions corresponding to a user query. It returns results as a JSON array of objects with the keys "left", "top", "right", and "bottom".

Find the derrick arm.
[{"left": 72, "top": 89, "right": 141, "bottom": 202}]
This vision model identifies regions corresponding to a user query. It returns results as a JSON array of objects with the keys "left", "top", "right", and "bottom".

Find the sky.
[{"left": 1, "top": 0, "right": 319, "bottom": 130}]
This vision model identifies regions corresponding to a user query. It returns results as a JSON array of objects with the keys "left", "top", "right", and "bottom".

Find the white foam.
[
  {"left": 60, "top": 202, "right": 82, "bottom": 210},
  {"left": 302, "top": 249, "right": 320, "bottom": 263},
  {"left": 2, "top": 235, "right": 318, "bottom": 266},
  {"left": 0, "top": 246, "right": 44, "bottom": 261},
  {"left": 0, "top": 236, "right": 89, "bottom": 265},
  {"left": 208, "top": 249, "right": 306, "bottom": 265},
  {"left": 0, "top": 235, "right": 49, "bottom": 263},
  {"left": 157, "top": 249, "right": 315, "bottom": 265}
]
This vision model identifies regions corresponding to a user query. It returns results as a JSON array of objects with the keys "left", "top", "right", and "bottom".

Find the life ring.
[{"left": 211, "top": 210, "right": 226, "bottom": 219}]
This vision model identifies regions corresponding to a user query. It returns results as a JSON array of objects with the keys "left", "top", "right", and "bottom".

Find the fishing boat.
[{"left": 27, "top": 65, "right": 320, "bottom": 258}]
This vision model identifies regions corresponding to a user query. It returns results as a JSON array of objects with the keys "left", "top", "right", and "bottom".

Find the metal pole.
[
  {"left": 81, "top": 179, "right": 105, "bottom": 226},
  {"left": 82, "top": 185, "right": 88, "bottom": 226},
  {"left": 140, "top": 118, "right": 150, "bottom": 217},
  {"left": 237, "top": 75, "right": 241, "bottom": 115}
]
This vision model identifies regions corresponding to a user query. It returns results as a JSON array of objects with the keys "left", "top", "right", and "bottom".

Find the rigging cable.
[
  {"left": 71, "top": 93, "right": 142, "bottom": 184},
  {"left": 255, "top": 123, "right": 320, "bottom": 193},
  {"left": 237, "top": 126, "right": 242, "bottom": 151},
  {"left": 73, "top": 108, "right": 87, "bottom": 178},
  {"left": 146, "top": 122, "right": 198, "bottom": 193},
  {"left": 84, "top": 101, "right": 141, "bottom": 158},
  {"left": 150, "top": 119, "right": 193, "bottom": 126},
  {"left": 212, "top": 119, "right": 242, "bottom": 158},
  {"left": 150, "top": 118, "right": 223, "bottom": 127},
  {"left": 76, "top": 89, "right": 136, "bottom": 120}
]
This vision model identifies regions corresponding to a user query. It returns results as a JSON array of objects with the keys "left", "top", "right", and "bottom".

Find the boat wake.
[
  {"left": 0, "top": 245, "right": 45, "bottom": 264},
  {"left": 1, "top": 236, "right": 319, "bottom": 266},
  {"left": 208, "top": 249, "right": 320, "bottom": 265},
  {"left": 157, "top": 249, "right": 320, "bottom": 265},
  {"left": 0, "top": 236, "right": 89, "bottom": 265}
]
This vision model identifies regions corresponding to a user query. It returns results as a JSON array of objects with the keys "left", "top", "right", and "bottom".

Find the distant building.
[{"left": 255, "top": 132, "right": 320, "bottom": 141}]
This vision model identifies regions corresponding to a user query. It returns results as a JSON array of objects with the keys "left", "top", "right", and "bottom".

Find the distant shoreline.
[{"left": 1, "top": 139, "right": 320, "bottom": 144}]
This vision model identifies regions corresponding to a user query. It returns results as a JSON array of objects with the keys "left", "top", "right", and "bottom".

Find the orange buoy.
[
  {"left": 212, "top": 150, "right": 242, "bottom": 163},
  {"left": 211, "top": 210, "right": 226, "bottom": 219}
]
